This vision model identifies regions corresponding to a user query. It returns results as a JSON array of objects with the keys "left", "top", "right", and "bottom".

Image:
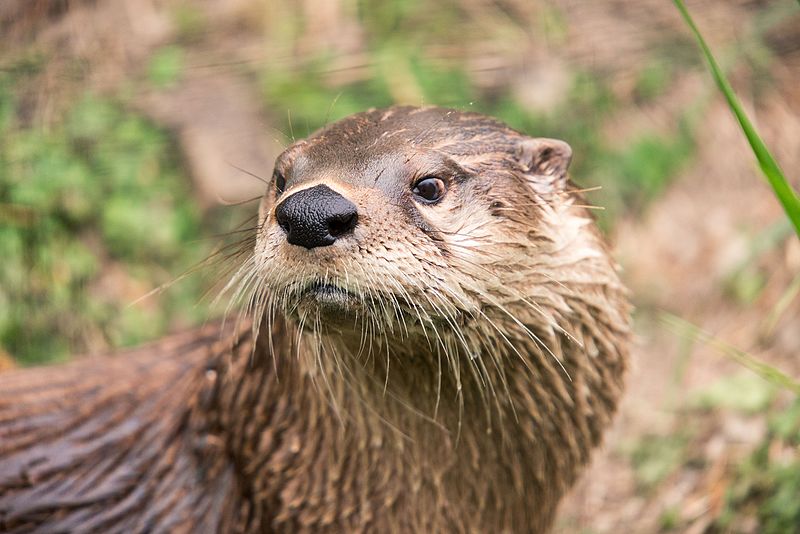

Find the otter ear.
[{"left": 514, "top": 137, "right": 572, "bottom": 185}]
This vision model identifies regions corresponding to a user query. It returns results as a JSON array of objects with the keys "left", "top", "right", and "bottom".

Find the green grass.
[
  {"left": 0, "top": 75, "right": 229, "bottom": 365},
  {"left": 674, "top": 0, "right": 800, "bottom": 238},
  {"left": 715, "top": 399, "right": 800, "bottom": 532},
  {"left": 691, "top": 372, "right": 777, "bottom": 414},
  {"left": 670, "top": 4, "right": 800, "bottom": 526},
  {"left": 630, "top": 433, "right": 690, "bottom": 490},
  {"left": 662, "top": 314, "right": 800, "bottom": 396},
  {"left": 662, "top": 312, "right": 799, "bottom": 532},
  {"left": 148, "top": 45, "right": 185, "bottom": 88},
  {"left": 261, "top": 46, "right": 688, "bottom": 229},
  {"left": 256, "top": 0, "right": 700, "bottom": 231}
]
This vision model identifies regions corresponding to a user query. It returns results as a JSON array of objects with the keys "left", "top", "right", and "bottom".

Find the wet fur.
[{"left": 0, "top": 106, "right": 630, "bottom": 533}]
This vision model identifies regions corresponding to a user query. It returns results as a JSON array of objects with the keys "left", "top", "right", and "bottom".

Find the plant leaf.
[
  {"left": 673, "top": 0, "right": 800, "bottom": 238},
  {"left": 662, "top": 313, "right": 800, "bottom": 396}
]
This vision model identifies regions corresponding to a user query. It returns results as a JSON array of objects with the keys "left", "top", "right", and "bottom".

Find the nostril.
[
  {"left": 275, "top": 205, "right": 291, "bottom": 234},
  {"left": 327, "top": 211, "right": 358, "bottom": 238}
]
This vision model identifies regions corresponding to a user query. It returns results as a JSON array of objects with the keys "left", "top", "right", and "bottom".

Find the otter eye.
[
  {"left": 412, "top": 176, "right": 446, "bottom": 203},
  {"left": 274, "top": 170, "right": 286, "bottom": 195}
]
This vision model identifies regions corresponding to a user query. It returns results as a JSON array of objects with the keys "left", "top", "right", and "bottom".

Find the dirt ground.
[
  {"left": 3, "top": 0, "right": 799, "bottom": 531},
  {"left": 558, "top": 94, "right": 800, "bottom": 532}
]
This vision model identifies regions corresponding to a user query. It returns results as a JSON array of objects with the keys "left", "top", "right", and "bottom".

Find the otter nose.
[{"left": 275, "top": 184, "right": 359, "bottom": 249}]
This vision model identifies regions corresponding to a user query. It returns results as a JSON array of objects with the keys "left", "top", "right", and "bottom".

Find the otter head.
[{"left": 247, "top": 106, "right": 611, "bottom": 372}]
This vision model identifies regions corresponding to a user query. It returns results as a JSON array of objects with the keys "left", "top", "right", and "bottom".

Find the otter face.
[{"left": 247, "top": 106, "right": 587, "bottom": 344}]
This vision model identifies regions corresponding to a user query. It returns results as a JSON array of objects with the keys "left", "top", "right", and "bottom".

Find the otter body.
[{"left": 0, "top": 107, "right": 630, "bottom": 533}]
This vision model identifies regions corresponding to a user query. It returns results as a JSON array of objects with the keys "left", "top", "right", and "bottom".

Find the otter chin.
[
  {"left": 1, "top": 106, "right": 630, "bottom": 534},
  {"left": 297, "top": 281, "right": 358, "bottom": 318}
]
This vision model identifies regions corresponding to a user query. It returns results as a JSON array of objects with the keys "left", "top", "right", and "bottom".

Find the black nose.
[{"left": 275, "top": 184, "right": 359, "bottom": 249}]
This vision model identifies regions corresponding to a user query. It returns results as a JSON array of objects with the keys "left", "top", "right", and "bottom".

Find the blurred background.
[{"left": 1, "top": 0, "right": 799, "bottom": 531}]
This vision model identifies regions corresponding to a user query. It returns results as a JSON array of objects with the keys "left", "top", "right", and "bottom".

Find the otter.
[{"left": 0, "top": 106, "right": 630, "bottom": 533}]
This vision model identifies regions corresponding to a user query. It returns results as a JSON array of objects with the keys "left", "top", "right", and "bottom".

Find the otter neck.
[
  {"left": 214, "top": 317, "right": 495, "bottom": 447},
  {"left": 206, "top": 295, "right": 627, "bottom": 532}
]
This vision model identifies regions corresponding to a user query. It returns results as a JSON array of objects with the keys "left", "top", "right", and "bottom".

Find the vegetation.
[
  {"left": 1, "top": 2, "right": 707, "bottom": 365},
  {"left": 0, "top": 73, "right": 233, "bottom": 365},
  {"left": 674, "top": 0, "right": 800, "bottom": 237},
  {"left": 672, "top": 2, "right": 800, "bottom": 530},
  {"left": 716, "top": 399, "right": 800, "bottom": 532},
  {"left": 261, "top": 38, "right": 693, "bottom": 231}
]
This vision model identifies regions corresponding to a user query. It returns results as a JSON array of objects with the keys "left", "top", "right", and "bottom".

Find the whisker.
[{"left": 228, "top": 162, "right": 271, "bottom": 185}]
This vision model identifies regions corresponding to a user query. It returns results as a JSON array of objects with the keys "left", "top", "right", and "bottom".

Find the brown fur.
[{"left": 0, "top": 106, "right": 630, "bottom": 533}]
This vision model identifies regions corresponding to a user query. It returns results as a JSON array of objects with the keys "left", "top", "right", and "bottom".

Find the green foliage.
[
  {"left": 0, "top": 80, "right": 211, "bottom": 365},
  {"left": 172, "top": 3, "right": 208, "bottom": 43},
  {"left": 659, "top": 506, "right": 681, "bottom": 531},
  {"left": 357, "top": 0, "right": 468, "bottom": 45},
  {"left": 263, "top": 63, "right": 394, "bottom": 138},
  {"left": 726, "top": 264, "right": 767, "bottom": 304},
  {"left": 148, "top": 46, "right": 185, "bottom": 88},
  {"left": 717, "top": 399, "right": 800, "bottom": 532},
  {"left": 664, "top": 310, "right": 800, "bottom": 530},
  {"left": 596, "top": 125, "right": 694, "bottom": 218},
  {"left": 673, "top": 0, "right": 800, "bottom": 237},
  {"left": 657, "top": 0, "right": 800, "bottom": 497},
  {"left": 691, "top": 372, "right": 777, "bottom": 414},
  {"left": 663, "top": 313, "right": 800, "bottom": 396},
  {"left": 634, "top": 59, "right": 674, "bottom": 103},
  {"left": 723, "top": 221, "right": 793, "bottom": 305},
  {"left": 261, "top": 20, "right": 691, "bottom": 229},
  {"left": 630, "top": 433, "right": 689, "bottom": 490}
]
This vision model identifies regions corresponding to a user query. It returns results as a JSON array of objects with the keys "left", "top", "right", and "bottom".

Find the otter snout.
[{"left": 275, "top": 184, "right": 359, "bottom": 249}]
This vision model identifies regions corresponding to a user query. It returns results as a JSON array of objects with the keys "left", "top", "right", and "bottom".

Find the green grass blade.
[
  {"left": 673, "top": 0, "right": 800, "bottom": 238},
  {"left": 662, "top": 313, "right": 800, "bottom": 395}
]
